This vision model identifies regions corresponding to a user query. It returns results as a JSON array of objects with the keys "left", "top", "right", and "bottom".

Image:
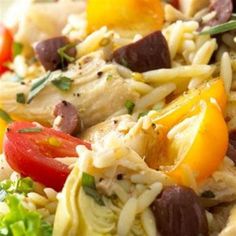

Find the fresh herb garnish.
[
  {"left": 201, "top": 190, "right": 215, "bottom": 198},
  {"left": 16, "top": 93, "right": 26, "bottom": 104},
  {"left": 0, "top": 195, "right": 52, "bottom": 236},
  {"left": 13, "top": 42, "right": 23, "bottom": 58},
  {"left": 106, "top": 75, "right": 113, "bottom": 81},
  {"left": 82, "top": 172, "right": 104, "bottom": 206},
  {"left": 231, "top": 13, "right": 236, "bottom": 20},
  {"left": 138, "top": 111, "right": 149, "bottom": 119},
  {"left": 0, "top": 109, "right": 13, "bottom": 124},
  {"left": 125, "top": 100, "right": 135, "bottom": 114},
  {"left": 27, "top": 72, "right": 51, "bottom": 103},
  {"left": 15, "top": 178, "right": 34, "bottom": 194},
  {"left": 0, "top": 177, "right": 33, "bottom": 196},
  {"left": 51, "top": 76, "right": 72, "bottom": 91},
  {"left": 200, "top": 20, "right": 236, "bottom": 35},
  {"left": 57, "top": 43, "right": 76, "bottom": 68},
  {"left": 18, "top": 127, "right": 43, "bottom": 133}
]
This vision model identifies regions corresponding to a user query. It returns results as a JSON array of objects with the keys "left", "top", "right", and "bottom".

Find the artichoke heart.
[{"left": 53, "top": 132, "right": 165, "bottom": 236}]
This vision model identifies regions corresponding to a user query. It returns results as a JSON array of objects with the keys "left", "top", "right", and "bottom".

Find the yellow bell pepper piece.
[{"left": 87, "top": 0, "right": 164, "bottom": 37}]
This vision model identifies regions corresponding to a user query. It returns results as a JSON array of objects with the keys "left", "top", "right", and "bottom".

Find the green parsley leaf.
[
  {"left": 18, "top": 127, "right": 42, "bottom": 133},
  {"left": 27, "top": 72, "right": 51, "bottom": 103},
  {"left": 82, "top": 172, "right": 104, "bottom": 206},
  {"left": 51, "top": 76, "right": 72, "bottom": 91},
  {"left": 0, "top": 195, "right": 52, "bottom": 236},
  {"left": 0, "top": 177, "right": 33, "bottom": 195},
  {"left": 125, "top": 100, "right": 135, "bottom": 114},
  {"left": 15, "top": 178, "right": 33, "bottom": 194},
  {"left": 13, "top": 42, "right": 23, "bottom": 58},
  {"left": 200, "top": 20, "right": 236, "bottom": 35},
  {"left": 0, "top": 109, "right": 13, "bottom": 124},
  {"left": 201, "top": 190, "right": 215, "bottom": 198},
  {"left": 16, "top": 93, "right": 26, "bottom": 104}
]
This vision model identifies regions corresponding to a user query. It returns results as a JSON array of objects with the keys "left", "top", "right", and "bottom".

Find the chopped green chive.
[
  {"left": 0, "top": 109, "right": 13, "bottom": 124},
  {"left": 16, "top": 93, "right": 26, "bottom": 104},
  {"left": 51, "top": 76, "right": 72, "bottom": 91},
  {"left": 27, "top": 72, "right": 51, "bottom": 104},
  {"left": 138, "top": 111, "right": 149, "bottom": 119},
  {"left": 106, "top": 75, "right": 113, "bottom": 81},
  {"left": 18, "top": 127, "right": 42, "bottom": 133},
  {"left": 82, "top": 172, "right": 104, "bottom": 206},
  {"left": 125, "top": 100, "right": 135, "bottom": 114},
  {"left": 15, "top": 177, "right": 33, "bottom": 194},
  {"left": 13, "top": 42, "right": 23, "bottom": 58},
  {"left": 231, "top": 13, "right": 236, "bottom": 20},
  {"left": 200, "top": 20, "right": 236, "bottom": 35},
  {"left": 57, "top": 43, "right": 76, "bottom": 67}
]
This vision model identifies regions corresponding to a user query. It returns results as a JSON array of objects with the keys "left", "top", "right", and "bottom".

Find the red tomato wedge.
[
  {"left": 0, "top": 24, "right": 13, "bottom": 75},
  {"left": 165, "top": 0, "right": 179, "bottom": 9},
  {"left": 4, "top": 122, "right": 91, "bottom": 191}
]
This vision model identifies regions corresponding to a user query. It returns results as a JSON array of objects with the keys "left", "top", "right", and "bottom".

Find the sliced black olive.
[
  {"left": 34, "top": 36, "right": 76, "bottom": 71},
  {"left": 113, "top": 31, "right": 171, "bottom": 73},
  {"left": 151, "top": 186, "right": 209, "bottom": 236},
  {"left": 204, "top": 0, "right": 233, "bottom": 27}
]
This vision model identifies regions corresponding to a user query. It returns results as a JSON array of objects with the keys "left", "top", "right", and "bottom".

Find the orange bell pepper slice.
[
  {"left": 87, "top": 0, "right": 164, "bottom": 37},
  {"left": 163, "top": 101, "right": 228, "bottom": 186},
  {"left": 150, "top": 79, "right": 227, "bottom": 131}
]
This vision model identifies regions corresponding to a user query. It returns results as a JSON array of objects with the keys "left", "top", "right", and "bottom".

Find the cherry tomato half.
[
  {"left": 165, "top": 0, "right": 179, "bottom": 9},
  {"left": 0, "top": 24, "right": 13, "bottom": 75},
  {"left": 4, "top": 122, "right": 91, "bottom": 191}
]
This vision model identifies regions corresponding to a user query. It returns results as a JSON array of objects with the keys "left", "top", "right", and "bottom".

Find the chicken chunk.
[{"left": 0, "top": 51, "right": 138, "bottom": 129}]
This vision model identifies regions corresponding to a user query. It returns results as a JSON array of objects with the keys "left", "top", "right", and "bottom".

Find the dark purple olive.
[
  {"left": 151, "top": 186, "right": 209, "bottom": 236},
  {"left": 227, "top": 131, "right": 236, "bottom": 165},
  {"left": 113, "top": 31, "right": 171, "bottom": 73},
  {"left": 34, "top": 36, "right": 76, "bottom": 71},
  {"left": 204, "top": 0, "right": 233, "bottom": 27},
  {"left": 53, "top": 100, "right": 81, "bottom": 135},
  {"left": 233, "top": 0, "right": 236, "bottom": 12}
]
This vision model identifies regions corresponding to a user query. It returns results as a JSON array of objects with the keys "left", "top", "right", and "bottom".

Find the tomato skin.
[
  {"left": 165, "top": 0, "right": 179, "bottom": 9},
  {"left": 170, "top": 0, "right": 179, "bottom": 9},
  {"left": 0, "top": 24, "right": 13, "bottom": 75},
  {"left": 4, "top": 122, "right": 91, "bottom": 191}
]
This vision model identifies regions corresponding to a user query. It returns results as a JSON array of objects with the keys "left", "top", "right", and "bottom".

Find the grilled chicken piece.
[
  {"left": 13, "top": 1, "right": 86, "bottom": 46},
  {"left": 0, "top": 51, "right": 138, "bottom": 129}
]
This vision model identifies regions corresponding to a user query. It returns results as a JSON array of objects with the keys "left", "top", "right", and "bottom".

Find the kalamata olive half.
[
  {"left": 34, "top": 36, "right": 76, "bottom": 71},
  {"left": 53, "top": 100, "right": 81, "bottom": 135},
  {"left": 204, "top": 0, "right": 233, "bottom": 27},
  {"left": 227, "top": 131, "right": 236, "bottom": 165},
  {"left": 151, "top": 185, "right": 209, "bottom": 236},
  {"left": 113, "top": 31, "right": 171, "bottom": 73}
]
